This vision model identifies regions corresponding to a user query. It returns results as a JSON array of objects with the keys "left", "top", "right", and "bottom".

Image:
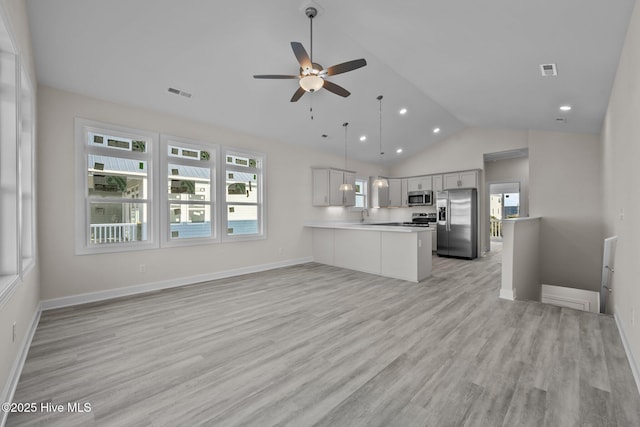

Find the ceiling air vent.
[
  {"left": 540, "top": 63, "right": 557, "bottom": 77},
  {"left": 167, "top": 87, "right": 192, "bottom": 98},
  {"left": 555, "top": 116, "right": 567, "bottom": 124}
]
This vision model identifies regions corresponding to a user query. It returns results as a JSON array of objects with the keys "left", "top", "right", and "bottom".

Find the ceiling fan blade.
[
  {"left": 326, "top": 58, "right": 367, "bottom": 76},
  {"left": 291, "top": 42, "right": 312, "bottom": 69},
  {"left": 253, "top": 74, "right": 298, "bottom": 79},
  {"left": 323, "top": 80, "right": 351, "bottom": 97},
  {"left": 290, "top": 86, "right": 306, "bottom": 102}
]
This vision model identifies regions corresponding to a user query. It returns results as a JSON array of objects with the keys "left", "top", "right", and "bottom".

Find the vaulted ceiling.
[{"left": 26, "top": 0, "right": 636, "bottom": 165}]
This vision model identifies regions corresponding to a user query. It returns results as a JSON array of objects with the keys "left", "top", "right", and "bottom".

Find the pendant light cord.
[
  {"left": 343, "top": 122, "right": 349, "bottom": 170},
  {"left": 378, "top": 95, "right": 384, "bottom": 156}
]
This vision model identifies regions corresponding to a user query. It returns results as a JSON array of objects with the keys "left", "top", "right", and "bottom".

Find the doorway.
[{"left": 489, "top": 182, "right": 520, "bottom": 250}]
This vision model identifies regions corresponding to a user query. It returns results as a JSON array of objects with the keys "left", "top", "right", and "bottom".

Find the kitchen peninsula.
[{"left": 305, "top": 223, "right": 433, "bottom": 282}]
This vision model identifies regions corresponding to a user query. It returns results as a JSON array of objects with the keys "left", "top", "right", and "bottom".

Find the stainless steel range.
[{"left": 369, "top": 212, "right": 436, "bottom": 227}]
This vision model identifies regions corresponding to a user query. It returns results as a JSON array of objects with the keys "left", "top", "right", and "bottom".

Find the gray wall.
[
  {"left": 601, "top": 0, "right": 640, "bottom": 379},
  {"left": 528, "top": 130, "right": 603, "bottom": 292}
]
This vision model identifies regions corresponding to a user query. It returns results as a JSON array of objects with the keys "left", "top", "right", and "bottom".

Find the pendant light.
[
  {"left": 372, "top": 95, "right": 389, "bottom": 188},
  {"left": 339, "top": 122, "right": 354, "bottom": 192}
]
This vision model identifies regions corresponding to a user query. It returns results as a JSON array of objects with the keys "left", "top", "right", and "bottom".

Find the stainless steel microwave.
[{"left": 408, "top": 190, "right": 433, "bottom": 206}]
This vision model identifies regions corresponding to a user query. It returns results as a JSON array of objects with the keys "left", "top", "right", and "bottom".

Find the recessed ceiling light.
[
  {"left": 560, "top": 105, "right": 572, "bottom": 111},
  {"left": 433, "top": 127, "right": 441, "bottom": 134},
  {"left": 359, "top": 135, "right": 367, "bottom": 142},
  {"left": 396, "top": 148, "right": 403, "bottom": 154},
  {"left": 399, "top": 108, "right": 407, "bottom": 115}
]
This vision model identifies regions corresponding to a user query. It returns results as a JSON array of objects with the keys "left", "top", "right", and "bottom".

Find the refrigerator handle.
[{"left": 447, "top": 198, "right": 451, "bottom": 231}]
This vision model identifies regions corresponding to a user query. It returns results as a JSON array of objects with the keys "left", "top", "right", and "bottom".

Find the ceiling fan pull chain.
[{"left": 310, "top": 96, "right": 314, "bottom": 120}]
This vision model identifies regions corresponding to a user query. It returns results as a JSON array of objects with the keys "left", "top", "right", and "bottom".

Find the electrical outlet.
[
  {"left": 12, "top": 322, "right": 16, "bottom": 343},
  {"left": 139, "top": 264, "right": 146, "bottom": 273}
]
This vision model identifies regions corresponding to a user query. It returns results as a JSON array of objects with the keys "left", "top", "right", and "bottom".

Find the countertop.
[{"left": 304, "top": 221, "right": 435, "bottom": 233}]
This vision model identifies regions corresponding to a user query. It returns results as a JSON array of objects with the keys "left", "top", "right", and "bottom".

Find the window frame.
[
  {"left": 352, "top": 177, "right": 368, "bottom": 211},
  {"left": 74, "top": 118, "right": 159, "bottom": 255},
  {"left": 0, "top": 41, "right": 20, "bottom": 304},
  {"left": 221, "top": 147, "right": 266, "bottom": 242},
  {"left": 19, "top": 65, "right": 36, "bottom": 275},
  {"left": 160, "top": 134, "right": 219, "bottom": 247}
]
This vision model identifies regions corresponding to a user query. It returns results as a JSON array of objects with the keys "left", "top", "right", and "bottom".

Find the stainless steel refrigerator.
[{"left": 436, "top": 189, "right": 478, "bottom": 259}]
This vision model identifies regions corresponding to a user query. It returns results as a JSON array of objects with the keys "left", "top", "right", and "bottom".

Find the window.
[
  {"left": 75, "top": 121, "right": 266, "bottom": 251},
  {"left": 75, "top": 119, "right": 158, "bottom": 254},
  {"left": 355, "top": 178, "right": 367, "bottom": 209},
  {"left": 223, "top": 149, "right": 265, "bottom": 240},
  {"left": 160, "top": 135, "right": 217, "bottom": 246},
  {"left": 20, "top": 68, "right": 36, "bottom": 273},
  {"left": 0, "top": 48, "right": 19, "bottom": 297}
]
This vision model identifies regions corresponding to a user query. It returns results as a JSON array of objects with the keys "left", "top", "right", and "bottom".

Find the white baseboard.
[
  {"left": 41, "top": 257, "right": 313, "bottom": 311},
  {"left": 614, "top": 312, "right": 640, "bottom": 396},
  {"left": 499, "top": 289, "right": 515, "bottom": 301},
  {"left": 1, "top": 304, "right": 41, "bottom": 427}
]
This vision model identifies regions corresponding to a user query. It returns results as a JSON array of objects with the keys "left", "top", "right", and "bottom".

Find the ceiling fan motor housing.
[{"left": 305, "top": 7, "right": 317, "bottom": 19}]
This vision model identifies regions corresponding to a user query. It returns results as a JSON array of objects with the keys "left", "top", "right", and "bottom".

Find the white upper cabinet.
[
  {"left": 407, "top": 176, "right": 432, "bottom": 192},
  {"left": 443, "top": 170, "right": 478, "bottom": 189},
  {"left": 313, "top": 168, "right": 356, "bottom": 207},
  {"left": 343, "top": 172, "right": 356, "bottom": 206},
  {"left": 388, "top": 178, "right": 405, "bottom": 207},
  {"left": 432, "top": 174, "right": 443, "bottom": 192}
]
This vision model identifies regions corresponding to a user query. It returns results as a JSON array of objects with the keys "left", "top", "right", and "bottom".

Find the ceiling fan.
[{"left": 253, "top": 7, "right": 367, "bottom": 102}]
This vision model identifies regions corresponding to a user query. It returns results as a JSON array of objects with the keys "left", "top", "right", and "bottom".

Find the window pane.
[
  {"left": 88, "top": 131, "right": 147, "bottom": 153},
  {"left": 168, "top": 163, "right": 210, "bottom": 202},
  {"left": 169, "top": 204, "right": 212, "bottom": 239},
  {"left": 168, "top": 144, "right": 211, "bottom": 161},
  {"left": 355, "top": 195, "right": 365, "bottom": 208},
  {"left": 89, "top": 202, "right": 148, "bottom": 244},
  {"left": 227, "top": 205, "right": 258, "bottom": 235},
  {"left": 226, "top": 154, "right": 260, "bottom": 168},
  {"left": 88, "top": 154, "right": 147, "bottom": 198},
  {"left": 226, "top": 171, "right": 258, "bottom": 203}
]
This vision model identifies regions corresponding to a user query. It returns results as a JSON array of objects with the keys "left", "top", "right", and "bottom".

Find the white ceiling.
[{"left": 26, "top": 0, "right": 636, "bottom": 166}]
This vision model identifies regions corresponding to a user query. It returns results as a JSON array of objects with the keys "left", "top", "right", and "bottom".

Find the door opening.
[{"left": 489, "top": 182, "right": 520, "bottom": 251}]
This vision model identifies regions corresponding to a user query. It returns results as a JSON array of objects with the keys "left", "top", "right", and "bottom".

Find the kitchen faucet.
[{"left": 360, "top": 208, "right": 369, "bottom": 222}]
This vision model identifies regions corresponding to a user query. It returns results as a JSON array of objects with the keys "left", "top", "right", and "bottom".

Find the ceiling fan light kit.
[
  {"left": 299, "top": 75, "right": 323, "bottom": 92},
  {"left": 253, "top": 6, "right": 367, "bottom": 102}
]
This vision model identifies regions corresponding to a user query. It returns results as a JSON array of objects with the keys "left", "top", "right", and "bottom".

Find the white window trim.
[
  {"left": 350, "top": 176, "right": 368, "bottom": 211},
  {"left": 160, "top": 134, "right": 220, "bottom": 248},
  {"left": 74, "top": 118, "right": 159, "bottom": 255},
  {"left": 221, "top": 147, "right": 267, "bottom": 242},
  {"left": 19, "top": 64, "right": 36, "bottom": 276},
  {"left": 0, "top": 38, "right": 20, "bottom": 307}
]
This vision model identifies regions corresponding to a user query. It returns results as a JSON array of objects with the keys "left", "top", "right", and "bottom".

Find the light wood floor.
[{"left": 8, "top": 250, "right": 640, "bottom": 426}]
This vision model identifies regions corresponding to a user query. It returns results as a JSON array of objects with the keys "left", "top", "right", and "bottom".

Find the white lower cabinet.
[{"left": 311, "top": 227, "right": 433, "bottom": 282}]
